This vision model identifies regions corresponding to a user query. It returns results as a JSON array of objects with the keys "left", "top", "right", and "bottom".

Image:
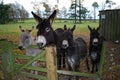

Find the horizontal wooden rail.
[
  {"left": 15, "top": 64, "right": 47, "bottom": 72},
  {"left": 20, "top": 71, "right": 47, "bottom": 80},
  {"left": 57, "top": 70, "right": 99, "bottom": 78},
  {"left": 15, "top": 50, "right": 45, "bottom": 74},
  {"left": 14, "top": 52, "right": 45, "bottom": 61}
]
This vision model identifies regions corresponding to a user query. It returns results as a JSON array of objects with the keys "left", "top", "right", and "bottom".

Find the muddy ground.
[{"left": 0, "top": 35, "right": 120, "bottom": 80}]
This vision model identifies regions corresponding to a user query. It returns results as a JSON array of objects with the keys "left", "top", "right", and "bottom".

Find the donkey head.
[
  {"left": 18, "top": 26, "right": 34, "bottom": 50},
  {"left": 61, "top": 25, "right": 76, "bottom": 49},
  {"left": 31, "top": 10, "right": 57, "bottom": 49},
  {"left": 88, "top": 25, "right": 100, "bottom": 46}
]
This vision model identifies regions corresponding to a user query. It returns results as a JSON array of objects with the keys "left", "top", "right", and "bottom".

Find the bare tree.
[
  {"left": 21, "top": 6, "right": 28, "bottom": 22},
  {"left": 61, "top": 7, "right": 67, "bottom": 18},
  {"left": 31, "top": 0, "right": 43, "bottom": 16},
  {"left": 92, "top": 2, "right": 99, "bottom": 22},
  {"left": 105, "top": 0, "right": 116, "bottom": 9},
  {"left": 43, "top": 2, "right": 51, "bottom": 18},
  {"left": 8, "top": 2, "right": 28, "bottom": 23}
]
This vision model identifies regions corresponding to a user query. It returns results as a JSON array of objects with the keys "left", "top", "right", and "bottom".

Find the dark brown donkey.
[
  {"left": 31, "top": 10, "right": 65, "bottom": 69},
  {"left": 88, "top": 25, "right": 105, "bottom": 73}
]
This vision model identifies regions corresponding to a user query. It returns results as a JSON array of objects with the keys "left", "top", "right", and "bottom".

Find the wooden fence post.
[
  {"left": 45, "top": 46, "right": 58, "bottom": 80},
  {"left": 98, "top": 42, "right": 107, "bottom": 77},
  {"left": 0, "top": 40, "right": 14, "bottom": 80}
]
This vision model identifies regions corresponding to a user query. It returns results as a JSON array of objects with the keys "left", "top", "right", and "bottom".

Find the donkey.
[
  {"left": 88, "top": 25, "right": 105, "bottom": 73},
  {"left": 60, "top": 25, "right": 90, "bottom": 80},
  {"left": 55, "top": 28, "right": 66, "bottom": 69},
  {"left": 31, "top": 10, "right": 66, "bottom": 69},
  {"left": 18, "top": 25, "right": 41, "bottom": 74}
]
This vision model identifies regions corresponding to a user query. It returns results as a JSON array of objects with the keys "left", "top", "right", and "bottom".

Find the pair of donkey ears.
[
  {"left": 19, "top": 26, "right": 34, "bottom": 32},
  {"left": 64, "top": 25, "right": 76, "bottom": 32},
  {"left": 88, "top": 25, "right": 100, "bottom": 31},
  {"left": 31, "top": 10, "right": 57, "bottom": 25}
]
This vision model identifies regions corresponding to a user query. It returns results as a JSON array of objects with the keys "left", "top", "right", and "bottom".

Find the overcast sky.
[{"left": 3, "top": 0, "right": 120, "bottom": 18}]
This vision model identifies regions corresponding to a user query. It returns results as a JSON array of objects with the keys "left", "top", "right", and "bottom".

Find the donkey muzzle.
[
  {"left": 37, "top": 43, "right": 44, "bottom": 49},
  {"left": 37, "top": 35, "right": 46, "bottom": 48},
  {"left": 62, "top": 40, "right": 69, "bottom": 49},
  {"left": 93, "top": 38, "right": 99, "bottom": 46}
]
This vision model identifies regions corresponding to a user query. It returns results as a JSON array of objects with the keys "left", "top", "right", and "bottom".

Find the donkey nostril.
[
  {"left": 93, "top": 42, "right": 98, "bottom": 46},
  {"left": 37, "top": 43, "right": 44, "bottom": 47},
  {"left": 18, "top": 46, "right": 24, "bottom": 50},
  {"left": 62, "top": 44, "right": 68, "bottom": 49}
]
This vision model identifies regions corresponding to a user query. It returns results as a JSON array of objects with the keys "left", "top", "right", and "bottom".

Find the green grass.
[
  {"left": 0, "top": 19, "right": 99, "bottom": 32},
  {"left": 0, "top": 19, "right": 99, "bottom": 43}
]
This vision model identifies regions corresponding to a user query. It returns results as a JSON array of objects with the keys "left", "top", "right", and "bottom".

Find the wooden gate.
[
  {"left": 0, "top": 40, "right": 48, "bottom": 80},
  {"left": 0, "top": 39, "right": 107, "bottom": 80}
]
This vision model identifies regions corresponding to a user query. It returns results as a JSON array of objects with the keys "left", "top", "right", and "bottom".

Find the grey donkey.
[{"left": 18, "top": 25, "right": 42, "bottom": 75}]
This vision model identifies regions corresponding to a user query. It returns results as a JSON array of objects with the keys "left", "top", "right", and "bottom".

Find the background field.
[{"left": 0, "top": 19, "right": 99, "bottom": 44}]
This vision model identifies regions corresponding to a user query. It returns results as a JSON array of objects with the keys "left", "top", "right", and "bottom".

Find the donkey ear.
[
  {"left": 64, "top": 24, "right": 67, "bottom": 30},
  {"left": 19, "top": 25, "right": 24, "bottom": 32},
  {"left": 29, "top": 26, "right": 34, "bottom": 32},
  {"left": 48, "top": 10, "right": 57, "bottom": 25},
  {"left": 31, "top": 11, "right": 43, "bottom": 23},
  {"left": 88, "top": 25, "right": 92, "bottom": 31},
  {"left": 96, "top": 26, "right": 100, "bottom": 31},
  {"left": 71, "top": 25, "right": 76, "bottom": 32}
]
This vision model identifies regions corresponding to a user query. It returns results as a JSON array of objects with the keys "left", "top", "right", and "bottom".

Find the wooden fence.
[
  {"left": 99, "top": 9, "right": 120, "bottom": 42},
  {"left": 0, "top": 40, "right": 107, "bottom": 80}
]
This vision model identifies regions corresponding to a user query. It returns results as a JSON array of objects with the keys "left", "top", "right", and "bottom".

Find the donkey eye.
[{"left": 45, "top": 27, "right": 50, "bottom": 32}]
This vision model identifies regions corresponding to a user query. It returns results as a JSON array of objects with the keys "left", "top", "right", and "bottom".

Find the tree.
[
  {"left": 0, "top": 2, "right": 10, "bottom": 24},
  {"left": 61, "top": 7, "right": 67, "bottom": 19},
  {"left": 80, "top": 6, "right": 89, "bottom": 21},
  {"left": 8, "top": 3, "right": 18, "bottom": 22},
  {"left": 92, "top": 2, "right": 99, "bottom": 22},
  {"left": 43, "top": 2, "right": 51, "bottom": 18},
  {"left": 69, "top": 0, "right": 90, "bottom": 23},
  {"left": 69, "top": 0, "right": 77, "bottom": 23},
  {"left": 8, "top": 2, "right": 28, "bottom": 23},
  {"left": 21, "top": 6, "right": 29, "bottom": 22},
  {"left": 31, "top": 0, "right": 43, "bottom": 16},
  {"left": 69, "top": 0, "right": 84, "bottom": 23},
  {"left": 105, "top": 0, "right": 116, "bottom": 9},
  {"left": 78, "top": 0, "right": 84, "bottom": 23}
]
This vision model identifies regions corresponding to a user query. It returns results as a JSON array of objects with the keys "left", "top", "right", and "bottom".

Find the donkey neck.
[
  {"left": 66, "top": 40, "right": 76, "bottom": 55},
  {"left": 53, "top": 31, "right": 58, "bottom": 45},
  {"left": 25, "top": 36, "right": 37, "bottom": 49},
  {"left": 30, "top": 36, "right": 37, "bottom": 45}
]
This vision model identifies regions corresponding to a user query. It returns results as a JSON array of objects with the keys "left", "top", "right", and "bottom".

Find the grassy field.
[{"left": 0, "top": 19, "right": 99, "bottom": 43}]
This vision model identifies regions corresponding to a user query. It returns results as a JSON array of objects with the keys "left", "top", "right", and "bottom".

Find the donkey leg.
[
  {"left": 96, "top": 63, "right": 98, "bottom": 72},
  {"left": 63, "top": 52, "right": 66, "bottom": 68},
  {"left": 75, "top": 64, "right": 80, "bottom": 80},
  {"left": 91, "top": 62, "right": 95, "bottom": 73},
  {"left": 57, "top": 54, "right": 62, "bottom": 69},
  {"left": 67, "top": 63, "right": 72, "bottom": 80},
  {"left": 85, "top": 57, "right": 90, "bottom": 71}
]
